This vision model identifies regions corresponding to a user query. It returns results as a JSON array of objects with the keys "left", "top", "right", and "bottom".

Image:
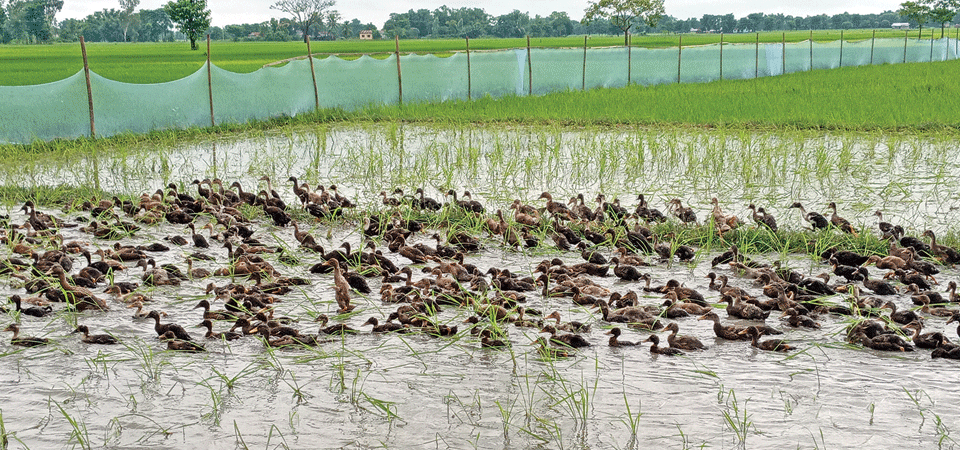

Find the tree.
[
  {"left": 927, "top": 0, "right": 959, "bottom": 37},
  {"left": 118, "top": 0, "right": 139, "bottom": 41},
  {"left": 164, "top": 0, "right": 211, "bottom": 50},
  {"left": 583, "top": 0, "right": 664, "bottom": 45},
  {"left": 270, "top": 0, "right": 335, "bottom": 43},
  {"left": 139, "top": 8, "right": 173, "bottom": 41},
  {"left": 898, "top": 1, "right": 931, "bottom": 37}
]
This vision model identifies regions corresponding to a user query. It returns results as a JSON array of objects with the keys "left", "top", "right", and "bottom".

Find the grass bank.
[{"left": 0, "top": 28, "right": 952, "bottom": 85}]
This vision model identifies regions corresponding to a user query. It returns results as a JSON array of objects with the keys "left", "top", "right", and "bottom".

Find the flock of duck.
[{"left": 3, "top": 177, "right": 960, "bottom": 362}]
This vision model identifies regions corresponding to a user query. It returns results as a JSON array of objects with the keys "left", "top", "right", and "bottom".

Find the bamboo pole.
[
  {"left": 79, "top": 36, "right": 95, "bottom": 138},
  {"left": 206, "top": 35, "right": 214, "bottom": 127},
  {"left": 466, "top": 36, "right": 471, "bottom": 100},
  {"left": 755, "top": 33, "right": 759, "bottom": 78},
  {"left": 930, "top": 28, "right": 935, "bottom": 61},
  {"left": 904, "top": 30, "right": 908, "bottom": 63},
  {"left": 627, "top": 31, "right": 632, "bottom": 86},
  {"left": 839, "top": 30, "right": 845, "bottom": 67},
  {"left": 582, "top": 35, "right": 587, "bottom": 91},
  {"left": 306, "top": 35, "right": 318, "bottom": 112},
  {"left": 809, "top": 30, "right": 813, "bottom": 71},
  {"left": 526, "top": 35, "right": 532, "bottom": 95},
  {"left": 781, "top": 32, "right": 785, "bottom": 74},
  {"left": 719, "top": 32, "right": 723, "bottom": 81},
  {"left": 870, "top": 30, "right": 875, "bottom": 65},
  {"left": 677, "top": 35, "right": 682, "bottom": 83},
  {"left": 395, "top": 36, "right": 402, "bottom": 104}
]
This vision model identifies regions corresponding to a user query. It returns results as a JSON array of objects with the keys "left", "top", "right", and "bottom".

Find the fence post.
[
  {"left": 781, "top": 32, "right": 785, "bottom": 74},
  {"left": 395, "top": 36, "right": 402, "bottom": 104},
  {"left": 206, "top": 35, "right": 215, "bottom": 127},
  {"left": 627, "top": 31, "right": 632, "bottom": 86},
  {"left": 809, "top": 30, "right": 813, "bottom": 71},
  {"left": 839, "top": 30, "right": 844, "bottom": 67},
  {"left": 582, "top": 35, "right": 587, "bottom": 90},
  {"left": 466, "top": 36, "right": 471, "bottom": 100},
  {"left": 870, "top": 30, "right": 875, "bottom": 65},
  {"left": 755, "top": 33, "right": 759, "bottom": 78},
  {"left": 526, "top": 35, "right": 532, "bottom": 96},
  {"left": 903, "top": 30, "right": 908, "bottom": 63},
  {"left": 677, "top": 34, "right": 682, "bottom": 83},
  {"left": 306, "top": 35, "right": 319, "bottom": 112},
  {"left": 930, "top": 28, "right": 935, "bottom": 61},
  {"left": 79, "top": 36, "right": 95, "bottom": 138},
  {"left": 719, "top": 32, "right": 723, "bottom": 81}
]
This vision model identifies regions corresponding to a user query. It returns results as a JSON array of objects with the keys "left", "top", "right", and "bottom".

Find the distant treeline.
[{"left": 3, "top": 0, "right": 960, "bottom": 44}]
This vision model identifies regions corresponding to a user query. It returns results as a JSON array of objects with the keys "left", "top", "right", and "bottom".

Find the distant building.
[
  {"left": 892, "top": 23, "right": 910, "bottom": 30},
  {"left": 360, "top": 30, "right": 373, "bottom": 40}
]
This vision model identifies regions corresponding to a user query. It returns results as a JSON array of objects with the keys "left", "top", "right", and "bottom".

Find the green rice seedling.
[
  {"left": 233, "top": 420, "right": 250, "bottom": 450},
  {"left": 283, "top": 372, "right": 313, "bottom": 404},
  {"left": 620, "top": 393, "right": 643, "bottom": 437},
  {"left": 719, "top": 389, "right": 754, "bottom": 448},
  {"left": 119, "top": 338, "right": 172, "bottom": 384},
  {"left": 265, "top": 424, "right": 291, "bottom": 449},
  {"left": 51, "top": 399, "right": 92, "bottom": 450}
]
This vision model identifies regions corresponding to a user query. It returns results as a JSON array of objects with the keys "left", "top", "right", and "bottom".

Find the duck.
[
  {"left": 533, "top": 336, "right": 571, "bottom": 358},
  {"left": 851, "top": 331, "right": 913, "bottom": 352},
  {"left": 315, "top": 314, "right": 358, "bottom": 335},
  {"left": 46, "top": 264, "right": 109, "bottom": 311},
  {"left": 789, "top": 202, "right": 829, "bottom": 230},
  {"left": 194, "top": 299, "right": 237, "bottom": 321},
  {"left": 719, "top": 295, "right": 769, "bottom": 321},
  {"left": 747, "top": 204, "right": 778, "bottom": 232},
  {"left": 779, "top": 308, "right": 820, "bottom": 329},
  {"left": 698, "top": 312, "right": 751, "bottom": 341},
  {"left": 540, "top": 325, "right": 590, "bottom": 348},
  {"left": 10, "top": 295, "right": 52, "bottom": 317},
  {"left": 323, "top": 259, "right": 355, "bottom": 314},
  {"left": 902, "top": 320, "right": 947, "bottom": 349},
  {"left": 161, "top": 331, "right": 206, "bottom": 352},
  {"left": 606, "top": 327, "right": 638, "bottom": 347},
  {"left": 543, "top": 311, "right": 590, "bottom": 333},
  {"left": 478, "top": 329, "right": 509, "bottom": 348},
  {"left": 667, "top": 199, "right": 698, "bottom": 224},
  {"left": 860, "top": 270, "right": 898, "bottom": 296},
  {"left": 72, "top": 325, "right": 118, "bottom": 345},
  {"left": 864, "top": 254, "right": 907, "bottom": 271},
  {"left": 199, "top": 319, "right": 242, "bottom": 340},
  {"left": 610, "top": 257, "right": 643, "bottom": 281},
  {"left": 922, "top": 230, "right": 960, "bottom": 264},
  {"left": 882, "top": 301, "right": 920, "bottom": 325},
  {"left": 827, "top": 202, "right": 858, "bottom": 235},
  {"left": 644, "top": 334, "right": 684, "bottom": 356},
  {"left": 4, "top": 324, "right": 50, "bottom": 347},
  {"left": 361, "top": 317, "right": 406, "bottom": 333},
  {"left": 147, "top": 310, "right": 192, "bottom": 341},
  {"left": 662, "top": 322, "right": 706, "bottom": 350},
  {"left": 739, "top": 326, "right": 792, "bottom": 352}
]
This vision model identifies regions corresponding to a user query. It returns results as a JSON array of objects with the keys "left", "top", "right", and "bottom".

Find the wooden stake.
[
  {"left": 930, "top": 28, "right": 935, "bottom": 61},
  {"left": 206, "top": 35, "right": 215, "bottom": 126},
  {"left": 627, "top": 31, "right": 631, "bottom": 85},
  {"left": 870, "top": 30, "right": 876, "bottom": 65},
  {"left": 904, "top": 30, "right": 908, "bottom": 64},
  {"left": 677, "top": 35, "right": 682, "bottom": 83},
  {"left": 306, "top": 35, "right": 318, "bottom": 112},
  {"left": 79, "top": 36, "right": 95, "bottom": 138},
  {"left": 395, "top": 36, "right": 402, "bottom": 104},
  {"left": 809, "top": 30, "right": 813, "bottom": 71},
  {"left": 719, "top": 32, "right": 723, "bottom": 81},
  {"left": 755, "top": 33, "right": 759, "bottom": 78},
  {"left": 466, "top": 36, "right": 471, "bottom": 100},
  {"left": 582, "top": 35, "right": 587, "bottom": 91},
  {"left": 526, "top": 35, "right": 532, "bottom": 95},
  {"left": 839, "top": 30, "right": 844, "bottom": 67},
  {"left": 781, "top": 32, "right": 785, "bottom": 74}
]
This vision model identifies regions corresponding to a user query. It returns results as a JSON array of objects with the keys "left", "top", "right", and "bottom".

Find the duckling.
[
  {"left": 72, "top": 325, "right": 118, "bottom": 345},
  {"left": 827, "top": 202, "right": 858, "bottom": 235},
  {"left": 644, "top": 334, "right": 684, "bottom": 356},
  {"left": 533, "top": 336, "right": 571, "bottom": 358},
  {"left": 4, "top": 324, "right": 50, "bottom": 347},
  {"left": 698, "top": 312, "right": 751, "bottom": 341},
  {"left": 161, "top": 331, "right": 206, "bottom": 352},
  {"left": 540, "top": 325, "right": 590, "bottom": 348},
  {"left": 789, "top": 202, "right": 829, "bottom": 230},
  {"left": 199, "top": 319, "right": 242, "bottom": 341},
  {"left": 663, "top": 322, "right": 706, "bottom": 350},
  {"left": 739, "top": 326, "right": 793, "bottom": 352},
  {"left": 10, "top": 295, "right": 52, "bottom": 317},
  {"left": 606, "top": 327, "right": 638, "bottom": 347},
  {"left": 147, "top": 310, "right": 192, "bottom": 341}
]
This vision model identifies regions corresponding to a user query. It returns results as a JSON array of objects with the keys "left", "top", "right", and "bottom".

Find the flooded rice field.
[{"left": 1, "top": 124, "right": 960, "bottom": 449}]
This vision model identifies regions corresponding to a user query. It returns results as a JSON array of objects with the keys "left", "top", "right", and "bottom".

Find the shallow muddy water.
[{"left": 0, "top": 124, "right": 959, "bottom": 449}]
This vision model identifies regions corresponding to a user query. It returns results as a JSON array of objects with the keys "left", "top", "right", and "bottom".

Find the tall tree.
[
  {"left": 139, "top": 8, "right": 173, "bottom": 41},
  {"left": 583, "top": 0, "right": 665, "bottom": 45},
  {"left": 927, "top": 0, "right": 959, "bottom": 37},
  {"left": 118, "top": 0, "right": 139, "bottom": 41},
  {"left": 898, "top": 1, "right": 931, "bottom": 37},
  {"left": 164, "top": 0, "right": 210, "bottom": 50},
  {"left": 270, "top": 0, "right": 335, "bottom": 43}
]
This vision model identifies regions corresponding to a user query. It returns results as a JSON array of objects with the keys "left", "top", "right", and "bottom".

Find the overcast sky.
[{"left": 60, "top": 1, "right": 906, "bottom": 28}]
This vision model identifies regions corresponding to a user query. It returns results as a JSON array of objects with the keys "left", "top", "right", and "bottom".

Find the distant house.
[
  {"left": 892, "top": 23, "right": 910, "bottom": 30},
  {"left": 360, "top": 30, "right": 373, "bottom": 40}
]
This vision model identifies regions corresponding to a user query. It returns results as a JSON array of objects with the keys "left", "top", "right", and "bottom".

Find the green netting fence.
[{"left": 1, "top": 36, "right": 958, "bottom": 144}]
